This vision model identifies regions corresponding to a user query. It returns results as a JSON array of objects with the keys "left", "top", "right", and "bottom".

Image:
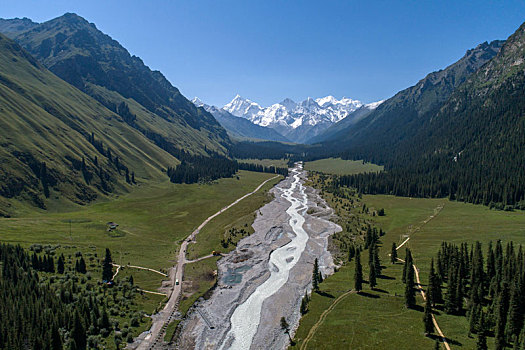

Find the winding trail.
[
  {"left": 300, "top": 203, "right": 449, "bottom": 350},
  {"left": 137, "top": 174, "right": 280, "bottom": 350},
  {"left": 300, "top": 290, "right": 355, "bottom": 350}
]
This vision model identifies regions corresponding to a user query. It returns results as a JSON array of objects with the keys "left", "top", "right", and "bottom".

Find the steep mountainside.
[
  {"left": 307, "top": 101, "right": 383, "bottom": 144},
  {"left": 192, "top": 98, "right": 289, "bottom": 142},
  {"left": 339, "top": 24, "right": 525, "bottom": 207},
  {"left": 324, "top": 40, "right": 504, "bottom": 151},
  {"left": 0, "top": 33, "right": 178, "bottom": 215},
  {"left": 223, "top": 95, "right": 365, "bottom": 143},
  {"left": 1, "top": 13, "right": 231, "bottom": 157}
]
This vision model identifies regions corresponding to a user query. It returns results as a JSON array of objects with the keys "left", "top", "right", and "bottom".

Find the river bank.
[{"left": 176, "top": 163, "right": 341, "bottom": 350}]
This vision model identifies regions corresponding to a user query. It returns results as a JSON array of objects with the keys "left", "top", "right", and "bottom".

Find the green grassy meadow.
[
  {"left": 0, "top": 171, "right": 280, "bottom": 291},
  {"left": 304, "top": 158, "right": 383, "bottom": 175},
  {"left": 291, "top": 195, "right": 525, "bottom": 349}
]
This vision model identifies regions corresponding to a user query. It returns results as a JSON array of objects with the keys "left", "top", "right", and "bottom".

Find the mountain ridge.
[
  {"left": 222, "top": 94, "right": 378, "bottom": 143},
  {"left": 1, "top": 13, "right": 231, "bottom": 157}
]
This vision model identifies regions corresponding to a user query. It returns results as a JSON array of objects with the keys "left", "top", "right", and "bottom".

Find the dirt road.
[{"left": 136, "top": 175, "right": 280, "bottom": 350}]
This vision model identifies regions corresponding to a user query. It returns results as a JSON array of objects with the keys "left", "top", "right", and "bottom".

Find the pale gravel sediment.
[{"left": 175, "top": 164, "right": 341, "bottom": 350}]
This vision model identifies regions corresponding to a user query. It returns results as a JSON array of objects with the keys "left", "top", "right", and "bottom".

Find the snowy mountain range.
[
  {"left": 194, "top": 95, "right": 383, "bottom": 143},
  {"left": 223, "top": 95, "right": 382, "bottom": 143}
]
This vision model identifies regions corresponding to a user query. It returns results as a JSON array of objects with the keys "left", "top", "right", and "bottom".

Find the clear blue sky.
[{"left": 2, "top": 1, "right": 525, "bottom": 106}]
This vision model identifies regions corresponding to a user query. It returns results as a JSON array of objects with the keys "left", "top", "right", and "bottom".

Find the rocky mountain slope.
[
  {"left": 322, "top": 40, "right": 504, "bottom": 151},
  {"left": 0, "top": 13, "right": 231, "bottom": 157}
]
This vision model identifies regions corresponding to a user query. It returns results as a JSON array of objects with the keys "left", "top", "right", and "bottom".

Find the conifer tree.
[
  {"left": 369, "top": 259, "right": 377, "bottom": 289},
  {"left": 495, "top": 284, "right": 510, "bottom": 350},
  {"left": 57, "top": 254, "right": 65, "bottom": 274},
  {"left": 354, "top": 250, "right": 363, "bottom": 292},
  {"left": 405, "top": 258, "right": 416, "bottom": 308},
  {"left": 391, "top": 242, "right": 397, "bottom": 264},
  {"left": 51, "top": 323, "right": 62, "bottom": 350},
  {"left": 78, "top": 257, "right": 87, "bottom": 274},
  {"left": 312, "top": 258, "right": 320, "bottom": 292},
  {"left": 71, "top": 311, "right": 86, "bottom": 350},
  {"left": 428, "top": 258, "right": 442, "bottom": 306},
  {"left": 102, "top": 248, "right": 113, "bottom": 282},
  {"left": 300, "top": 294, "right": 308, "bottom": 315},
  {"left": 423, "top": 291, "right": 434, "bottom": 335},
  {"left": 402, "top": 248, "right": 413, "bottom": 284}
]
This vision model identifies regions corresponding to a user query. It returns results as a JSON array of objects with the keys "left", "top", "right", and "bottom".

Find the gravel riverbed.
[{"left": 175, "top": 164, "right": 341, "bottom": 350}]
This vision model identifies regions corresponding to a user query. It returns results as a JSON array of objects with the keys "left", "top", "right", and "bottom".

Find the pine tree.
[
  {"left": 374, "top": 243, "right": 381, "bottom": 276},
  {"left": 428, "top": 258, "right": 442, "bottom": 306},
  {"left": 71, "top": 311, "right": 86, "bottom": 350},
  {"left": 102, "top": 248, "right": 113, "bottom": 282},
  {"left": 423, "top": 290, "right": 434, "bottom": 335},
  {"left": 505, "top": 278, "right": 523, "bottom": 342},
  {"left": 300, "top": 294, "right": 308, "bottom": 315},
  {"left": 402, "top": 248, "right": 413, "bottom": 284},
  {"left": 476, "top": 332, "right": 488, "bottom": 350},
  {"left": 369, "top": 260, "right": 377, "bottom": 289},
  {"left": 391, "top": 242, "right": 397, "bottom": 264},
  {"left": 57, "top": 255, "right": 65, "bottom": 274},
  {"left": 405, "top": 259, "right": 416, "bottom": 308},
  {"left": 78, "top": 257, "right": 87, "bottom": 274},
  {"left": 51, "top": 323, "right": 62, "bottom": 350},
  {"left": 495, "top": 284, "right": 510, "bottom": 350},
  {"left": 312, "top": 258, "right": 320, "bottom": 292},
  {"left": 354, "top": 250, "right": 363, "bottom": 292}
]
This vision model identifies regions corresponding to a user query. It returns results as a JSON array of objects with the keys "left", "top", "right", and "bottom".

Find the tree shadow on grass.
[
  {"left": 378, "top": 274, "right": 395, "bottom": 280},
  {"left": 316, "top": 290, "right": 335, "bottom": 298},
  {"left": 357, "top": 291, "right": 380, "bottom": 299},
  {"left": 371, "top": 288, "right": 389, "bottom": 294},
  {"left": 409, "top": 304, "right": 424, "bottom": 312},
  {"left": 427, "top": 334, "right": 462, "bottom": 346}
]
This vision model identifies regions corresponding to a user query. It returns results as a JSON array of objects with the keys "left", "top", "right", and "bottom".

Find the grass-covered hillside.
[
  {"left": 0, "top": 33, "right": 179, "bottom": 215},
  {"left": 1, "top": 13, "right": 231, "bottom": 158}
]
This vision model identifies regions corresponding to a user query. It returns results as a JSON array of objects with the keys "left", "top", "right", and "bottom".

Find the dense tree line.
[
  {"left": 0, "top": 244, "right": 142, "bottom": 349},
  {"left": 422, "top": 241, "right": 525, "bottom": 349},
  {"left": 167, "top": 153, "right": 290, "bottom": 184},
  {"left": 238, "top": 162, "right": 288, "bottom": 176},
  {"left": 167, "top": 155, "right": 238, "bottom": 184}
]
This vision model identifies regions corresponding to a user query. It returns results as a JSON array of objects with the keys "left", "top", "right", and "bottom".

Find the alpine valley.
[{"left": 0, "top": 7, "right": 524, "bottom": 350}]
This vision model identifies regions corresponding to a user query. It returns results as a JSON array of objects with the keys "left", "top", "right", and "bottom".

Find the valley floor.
[{"left": 290, "top": 193, "right": 525, "bottom": 349}]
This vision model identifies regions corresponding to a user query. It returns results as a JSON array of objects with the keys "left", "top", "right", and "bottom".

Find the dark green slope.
[
  {"left": 323, "top": 40, "right": 503, "bottom": 151},
  {"left": 3, "top": 13, "right": 231, "bottom": 157},
  {"left": 0, "top": 34, "right": 178, "bottom": 215},
  {"left": 339, "top": 23, "right": 525, "bottom": 207}
]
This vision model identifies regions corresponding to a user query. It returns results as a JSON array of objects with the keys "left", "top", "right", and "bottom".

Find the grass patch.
[
  {"left": 292, "top": 194, "right": 525, "bottom": 349},
  {"left": 186, "top": 176, "right": 281, "bottom": 260},
  {"left": 179, "top": 257, "right": 221, "bottom": 316},
  {"left": 164, "top": 320, "right": 181, "bottom": 342},
  {"left": 304, "top": 158, "right": 383, "bottom": 175},
  {"left": 115, "top": 267, "right": 167, "bottom": 292}
]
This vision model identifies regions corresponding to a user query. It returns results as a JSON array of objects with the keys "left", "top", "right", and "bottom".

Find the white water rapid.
[{"left": 221, "top": 163, "right": 309, "bottom": 349}]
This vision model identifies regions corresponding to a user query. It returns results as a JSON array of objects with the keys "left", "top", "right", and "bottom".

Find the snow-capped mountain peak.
[
  {"left": 192, "top": 97, "right": 206, "bottom": 107},
  {"left": 223, "top": 95, "right": 262, "bottom": 118},
  {"left": 221, "top": 94, "right": 367, "bottom": 142}
]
